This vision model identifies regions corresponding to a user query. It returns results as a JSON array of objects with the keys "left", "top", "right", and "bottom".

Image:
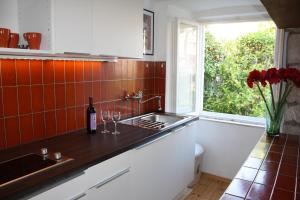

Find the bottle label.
[{"left": 90, "top": 113, "right": 97, "bottom": 130}]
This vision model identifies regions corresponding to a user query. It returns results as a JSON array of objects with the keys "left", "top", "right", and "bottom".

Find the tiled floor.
[{"left": 185, "top": 173, "right": 230, "bottom": 200}]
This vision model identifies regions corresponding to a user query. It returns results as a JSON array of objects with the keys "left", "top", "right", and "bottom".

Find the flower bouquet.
[{"left": 247, "top": 67, "right": 300, "bottom": 136}]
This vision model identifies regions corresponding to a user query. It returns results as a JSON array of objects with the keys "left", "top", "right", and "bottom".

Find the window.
[
  {"left": 203, "top": 21, "right": 276, "bottom": 118},
  {"left": 176, "top": 22, "right": 199, "bottom": 113}
]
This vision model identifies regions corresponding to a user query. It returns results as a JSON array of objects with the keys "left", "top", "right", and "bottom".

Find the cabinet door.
[
  {"left": 29, "top": 173, "right": 89, "bottom": 200},
  {"left": 131, "top": 124, "right": 196, "bottom": 200},
  {"left": 91, "top": 0, "right": 143, "bottom": 58},
  {"left": 53, "top": 0, "right": 92, "bottom": 54},
  {"left": 84, "top": 168, "right": 131, "bottom": 200}
]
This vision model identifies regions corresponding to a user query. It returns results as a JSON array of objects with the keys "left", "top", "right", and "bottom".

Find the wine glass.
[
  {"left": 100, "top": 110, "right": 110, "bottom": 133},
  {"left": 111, "top": 111, "right": 121, "bottom": 135}
]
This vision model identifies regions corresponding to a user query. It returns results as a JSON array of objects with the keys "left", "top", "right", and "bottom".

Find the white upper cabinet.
[
  {"left": 52, "top": 0, "right": 93, "bottom": 54},
  {"left": 0, "top": 0, "right": 143, "bottom": 58},
  {"left": 91, "top": 0, "right": 143, "bottom": 58}
]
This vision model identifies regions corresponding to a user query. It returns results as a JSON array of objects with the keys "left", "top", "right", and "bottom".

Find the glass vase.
[{"left": 265, "top": 105, "right": 285, "bottom": 137}]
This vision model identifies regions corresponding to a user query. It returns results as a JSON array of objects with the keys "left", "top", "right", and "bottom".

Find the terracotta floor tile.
[
  {"left": 284, "top": 147, "right": 298, "bottom": 156},
  {"left": 271, "top": 188, "right": 294, "bottom": 200},
  {"left": 225, "top": 179, "right": 252, "bottom": 198},
  {"left": 296, "top": 193, "right": 300, "bottom": 200},
  {"left": 260, "top": 161, "right": 280, "bottom": 172},
  {"left": 282, "top": 155, "right": 297, "bottom": 166},
  {"left": 254, "top": 170, "right": 276, "bottom": 186},
  {"left": 260, "top": 135, "right": 273, "bottom": 144},
  {"left": 266, "top": 152, "right": 282, "bottom": 162},
  {"left": 246, "top": 183, "right": 272, "bottom": 200},
  {"left": 275, "top": 175, "right": 296, "bottom": 191},
  {"left": 273, "top": 137, "right": 286, "bottom": 145},
  {"left": 270, "top": 144, "right": 284, "bottom": 153},
  {"left": 279, "top": 164, "right": 297, "bottom": 177},
  {"left": 220, "top": 194, "right": 243, "bottom": 200},
  {"left": 236, "top": 167, "right": 258, "bottom": 182},
  {"left": 244, "top": 157, "right": 262, "bottom": 169}
]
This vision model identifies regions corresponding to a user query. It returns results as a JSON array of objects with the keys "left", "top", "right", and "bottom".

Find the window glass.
[
  {"left": 177, "top": 22, "right": 198, "bottom": 113},
  {"left": 203, "top": 21, "right": 276, "bottom": 117}
]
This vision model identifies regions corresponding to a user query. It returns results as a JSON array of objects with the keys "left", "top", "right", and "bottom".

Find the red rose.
[
  {"left": 260, "top": 70, "right": 267, "bottom": 87},
  {"left": 265, "top": 68, "right": 280, "bottom": 84},
  {"left": 247, "top": 69, "right": 261, "bottom": 88}
]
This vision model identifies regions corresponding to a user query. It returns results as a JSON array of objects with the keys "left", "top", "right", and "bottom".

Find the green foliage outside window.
[{"left": 203, "top": 23, "right": 276, "bottom": 117}]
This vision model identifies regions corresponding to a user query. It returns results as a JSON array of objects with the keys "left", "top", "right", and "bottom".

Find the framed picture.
[{"left": 143, "top": 9, "right": 154, "bottom": 55}]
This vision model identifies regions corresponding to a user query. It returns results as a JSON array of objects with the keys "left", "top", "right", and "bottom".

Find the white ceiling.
[{"left": 151, "top": 0, "right": 269, "bottom": 22}]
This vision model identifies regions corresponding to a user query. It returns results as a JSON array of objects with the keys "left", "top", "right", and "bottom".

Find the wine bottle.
[{"left": 87, "top": 97, "right": 97, "bottom": 134}]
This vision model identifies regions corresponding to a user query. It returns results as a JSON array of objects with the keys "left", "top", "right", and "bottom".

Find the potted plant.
[{"left": 247, "top": 67, "right": 300, "bottom": 136}]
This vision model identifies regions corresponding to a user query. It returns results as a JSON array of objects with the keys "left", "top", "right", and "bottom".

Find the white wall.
[
  {"left": 196, "top": 118, "right": 264, "bottom": 179},
  {"left": 0, "top": 0, "right": 19, "bottom": 32}
]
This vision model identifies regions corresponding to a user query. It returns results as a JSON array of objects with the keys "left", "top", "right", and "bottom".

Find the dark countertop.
[
  {"left": 220, "top": 133, "right": 300, "bottom": 200},
  {"left": 0, "top": 114, "right": 198, "bottom": 199}
]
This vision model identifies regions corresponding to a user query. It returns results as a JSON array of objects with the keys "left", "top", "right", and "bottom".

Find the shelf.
[{"left": 0, "top": 48, "right": 118, "bottom": 61}]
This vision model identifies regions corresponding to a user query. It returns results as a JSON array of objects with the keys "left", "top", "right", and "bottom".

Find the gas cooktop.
[{"left": 0, "top": 153, "right": 72, "bottom": 186}]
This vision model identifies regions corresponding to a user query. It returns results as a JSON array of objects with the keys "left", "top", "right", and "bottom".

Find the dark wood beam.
[{"left": 261, "top": 0, "right": 300, "bottom": 28}]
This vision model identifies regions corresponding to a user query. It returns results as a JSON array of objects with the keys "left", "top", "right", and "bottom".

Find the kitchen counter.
[
  {"left": 0, "top": 114, "right": 198, "bottom": 199},
  {"left": 220, "top": 133, "right": 299, "bottom": 200}
]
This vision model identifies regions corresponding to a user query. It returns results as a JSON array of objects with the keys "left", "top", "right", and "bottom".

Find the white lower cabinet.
[
  {"left": 83, "top": 168, "right": 131, "bottom": 200},
  {"left": 28, "top": 122, "right": 196, "bottom": 200},
  {"left": 28, "top": 173, "right": 89, "bottom": 200},
  {"left": 131, "top": 123, "right": 195, "bottom": 200}
]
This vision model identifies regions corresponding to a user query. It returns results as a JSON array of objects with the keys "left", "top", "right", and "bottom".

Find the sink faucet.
[{"left": 124, "top": 90, "right": 162, "bottom": 114}]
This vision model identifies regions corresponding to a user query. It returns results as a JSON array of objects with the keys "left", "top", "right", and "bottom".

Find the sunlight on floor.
[{"left": 184, "top": 173, "right": 230, "bottom": 200}]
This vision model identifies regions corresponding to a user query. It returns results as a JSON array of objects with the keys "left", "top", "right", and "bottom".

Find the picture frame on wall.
[{"left": 143, "top": 9, "right": 154, "bottom": 55}]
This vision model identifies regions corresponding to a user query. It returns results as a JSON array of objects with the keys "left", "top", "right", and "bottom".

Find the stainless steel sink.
[
  {"left": 141, "top": 114, "right": 184, "bottom": 124},
  {"left": 120, "top": 113, "right": 192, "bottom": 130}
]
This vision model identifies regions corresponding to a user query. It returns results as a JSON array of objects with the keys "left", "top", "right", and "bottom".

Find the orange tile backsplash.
[{"left": 0, "top": 59, "right": 166, "bottom": 149}]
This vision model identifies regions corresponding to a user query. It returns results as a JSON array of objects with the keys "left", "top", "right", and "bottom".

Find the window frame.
[{"left": 199, "top": 21, "right": 281, "bottom": 126}]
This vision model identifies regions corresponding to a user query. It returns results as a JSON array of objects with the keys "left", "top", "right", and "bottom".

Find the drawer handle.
[
  {"left": 135, "top": 132, "right": 173, "bottom": 150},
  {"left": 69, "top": 192, "right": 86, "bottom": 200},
  {"left": 90, "top": 167, "right": 130, "bottom": 189}
]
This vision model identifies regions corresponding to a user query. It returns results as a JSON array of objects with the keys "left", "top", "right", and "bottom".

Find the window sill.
[{"left": 198, "top": 111, "right": 266, "bottom": 128}]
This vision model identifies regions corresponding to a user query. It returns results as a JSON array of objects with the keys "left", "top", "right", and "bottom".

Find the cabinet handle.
[
  {"left": 173, "top": 126, "right": 186, "bottom": 133},
  {"left": 69, "top": 192, "right": 86, "bottom": 200},
  {"left": 90, "top": 167, "right": 130, "bottom": 189},
  {"left": 135, "top": 132, "right": 173, "bottom": 150}
]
